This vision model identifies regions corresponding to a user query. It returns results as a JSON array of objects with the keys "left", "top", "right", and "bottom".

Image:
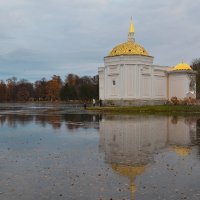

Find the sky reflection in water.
[{"left": 0, "top": 104, "right": 200, "bottom": 200}]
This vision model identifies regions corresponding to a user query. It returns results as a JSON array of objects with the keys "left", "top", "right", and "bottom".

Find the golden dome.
[
  {"left": 173, "top": 62, "right": 192, "bottom": 71},
  {"left": 108, "top": 41, "right": 149, "bottom": 57},
  {"left": 108, "top": 18, "right": 149, "bottom": 57}
]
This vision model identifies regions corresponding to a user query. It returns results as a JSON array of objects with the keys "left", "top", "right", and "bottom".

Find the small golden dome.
[
  {"left": 108, "top": 41, "right": 149, "bottom": 57},
  {"left": 173, "top": 62, "right": 192, "bottom": 71}
]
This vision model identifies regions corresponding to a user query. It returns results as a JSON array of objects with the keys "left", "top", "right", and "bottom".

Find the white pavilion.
[{"left": 98, "top": 19, "right": 196, "bottom": 106}]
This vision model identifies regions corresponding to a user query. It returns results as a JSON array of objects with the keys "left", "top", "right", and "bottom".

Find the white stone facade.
[
  {"left": 98, "top": 20, "right": 196, "bottom": 105},
  {"left": 168, "top": 71, "right": 196, "bottom": 99},
  {"left": 98, "top": 52, "right": 196, "bottom": 105}
]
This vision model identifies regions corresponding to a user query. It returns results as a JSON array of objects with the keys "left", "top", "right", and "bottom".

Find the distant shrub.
[
  {"left": 183, "top": 97, "right": 196, "bottom": 105},
  {"left": 170, "top": 96, "right": 179, "bottom": 105},
  {"left": 170, "top": 96, "right": 196, "bottom": 105}
]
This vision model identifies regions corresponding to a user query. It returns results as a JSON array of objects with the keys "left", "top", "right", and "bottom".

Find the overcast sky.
[{"left": 0, "top": 0, "right": 200, "bottom": 82}]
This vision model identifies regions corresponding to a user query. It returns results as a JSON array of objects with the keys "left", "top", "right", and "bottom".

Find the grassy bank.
[{"left": 87, "top": 105, "right": 200, "bottom": 114}]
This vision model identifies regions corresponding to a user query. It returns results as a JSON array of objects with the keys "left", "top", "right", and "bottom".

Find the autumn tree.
[
  {"left": 91, "top": 75, "right": 99, "bottom": 99},
  {"left": 6, "top": 77, "right": 17, "bottom": 101},
  {"left": 60, "top": 84, "right": 78, "bottom": 100},
  {"left": 34, "top": 78, "right": 48, "bottom": 101},
  {"left": 79, "top": 75, "right": 99, "bottom": 100},
  {"left": 0, "top": 73, "right": 99, "bottom": 102},
  {"left": 78, "top": 76, "right": 95, "bottom": 100},
  {"left": 191, "top": 58, "right": 200, "bottom": 99},
  {"left": 46, "top": 75, "right": 62, "bottom": 101},
  {"left": 60, "top": 74, "right": 79, "bottom": 100},
  {"left": 0, "top": 80, "right": 7, "bottom": 101},
  {"left": 60, "top": 74, "right": 99, "bottom": 101},
  {"left": 66, "top": 74, "right": 79, "bottom": 86},
  {"left": 16, "top": 79, "right": 34, "bottom": 101}
]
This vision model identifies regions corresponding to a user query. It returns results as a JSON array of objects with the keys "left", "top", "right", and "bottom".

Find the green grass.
[{"left": 87, "top": 105, "right": 200, "bottom": 115}]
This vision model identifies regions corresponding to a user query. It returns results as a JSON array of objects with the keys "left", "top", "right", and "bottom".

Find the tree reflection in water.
[{"left": 0, "top": 114, "right": 101, "bottom": 130}]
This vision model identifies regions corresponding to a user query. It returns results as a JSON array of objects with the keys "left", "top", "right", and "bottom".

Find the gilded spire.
[
  {"left": 129, "top": 17, "right": 134, "bottom": 33},
  {"left": 128, "top": 17, "right": 135, "bottom": 42}
]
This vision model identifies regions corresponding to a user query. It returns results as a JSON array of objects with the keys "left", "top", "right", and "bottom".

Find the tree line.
[
  {"left": 1, "top": 58, "right": 199, "bottom": 102},
  {"left": 0, "top": 74, "right": 99, "bottom": 102}
]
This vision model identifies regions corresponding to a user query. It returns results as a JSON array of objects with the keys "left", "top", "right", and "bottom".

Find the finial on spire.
[
  {"left": 129, "top": 17, "right": 134, "bottom": 33},
  {"left": 128, "top": 17, "right": 135, "bottom": 42}
]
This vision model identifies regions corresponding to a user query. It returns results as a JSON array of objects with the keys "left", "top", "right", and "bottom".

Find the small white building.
[{"left": 98, "top": 19, "right": 196, "bottom": 106}]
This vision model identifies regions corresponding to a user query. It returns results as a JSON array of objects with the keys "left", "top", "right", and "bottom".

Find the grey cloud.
[
  {"left": 0, "top": 0, "right": 200, "bottom": 81},
  {"left": 0, "top": 33, "right": 14, "bottom": 40}
]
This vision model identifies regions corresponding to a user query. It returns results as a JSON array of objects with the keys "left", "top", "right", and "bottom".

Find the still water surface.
[{"left": 0, "top": 103, "right": 200, "bottom": 200}]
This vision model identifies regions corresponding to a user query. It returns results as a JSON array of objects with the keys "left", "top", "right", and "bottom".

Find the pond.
[{"left": 0, "top": 103, "right": 200, "bottom": 200}]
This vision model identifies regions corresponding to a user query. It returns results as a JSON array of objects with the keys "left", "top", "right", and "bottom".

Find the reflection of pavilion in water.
[{"left": 99, "top": 115, "right": 197, "bottom": 199}]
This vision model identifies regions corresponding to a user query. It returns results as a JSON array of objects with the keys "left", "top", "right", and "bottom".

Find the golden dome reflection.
[
  {"left": 111, "top": 164, "right": 146, "bottom": 199},
  {"left": 173, "top": 147, "right": 191, "bottom": 157},
  {"left": 111, "top": 164, "right": 146, "bottom": 178}
]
